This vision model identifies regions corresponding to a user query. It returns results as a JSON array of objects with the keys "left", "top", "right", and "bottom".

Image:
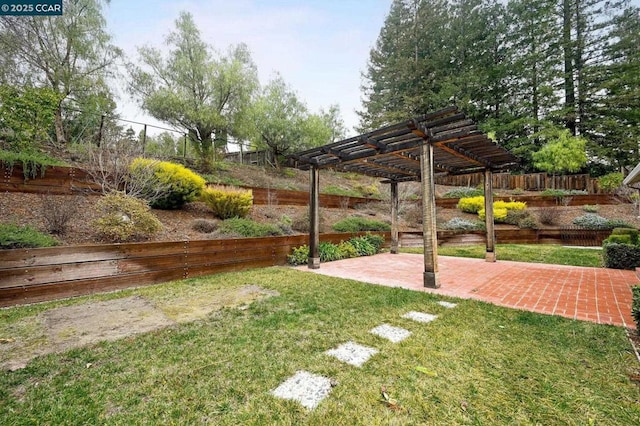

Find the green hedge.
[
  {"left": 287, "top": 233, "right": 385, "bottom": 265},
  {"left": 632, "top": 286, "right": 640, "bottom": 330},
  {"left": 602, "top": 243, "right": 640, "bottom": 270}
]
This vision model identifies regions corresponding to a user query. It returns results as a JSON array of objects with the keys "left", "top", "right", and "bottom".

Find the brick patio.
[{"left": 298, "top": 253, "right": 638, "bottom": 328}]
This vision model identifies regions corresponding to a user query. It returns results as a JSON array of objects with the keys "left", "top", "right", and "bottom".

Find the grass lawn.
[
  {"left": 1, "top": 267, "right": 639, "bottom": 424},
  {"left": 402, "top": 244, "right": 603, "bottom": 267}
]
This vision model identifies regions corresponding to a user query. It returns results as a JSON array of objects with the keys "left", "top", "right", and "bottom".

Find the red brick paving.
[{"left": 297, "top": 253, "right": 638, "bottom": 328}]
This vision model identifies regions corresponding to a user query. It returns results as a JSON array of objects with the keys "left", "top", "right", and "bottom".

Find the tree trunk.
[
  {"left": 563, "top": 0, "right": 577, "bottom": 135},
  {"left": 53, "top": 105, "right": 67, "bottom": 146}
]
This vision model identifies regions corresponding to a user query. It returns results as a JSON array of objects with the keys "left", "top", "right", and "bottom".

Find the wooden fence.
[
  {"left": 435, "top": 172, "right": 601, "bottom": 193},
  {"left": 0, "top": 232, "right": 390, "bottom": 307}
]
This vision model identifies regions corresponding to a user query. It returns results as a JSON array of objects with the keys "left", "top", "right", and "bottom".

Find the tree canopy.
[
  {"left": 130, "top": 12, "right": 259, "bottom": 165},
  {"left": 360, "top": 0, "right": 639, "bottom": 175}
]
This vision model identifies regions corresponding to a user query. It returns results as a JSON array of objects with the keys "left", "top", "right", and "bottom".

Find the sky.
[{"left": 105, "top": 0, "right": 391, "bottom": 138}]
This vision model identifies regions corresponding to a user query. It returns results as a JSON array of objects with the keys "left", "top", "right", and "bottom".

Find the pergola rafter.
[{"left": 288, "top": 106, "right": 518, "bottom": 288}]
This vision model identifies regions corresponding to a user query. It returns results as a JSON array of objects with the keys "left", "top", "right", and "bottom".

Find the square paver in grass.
[
  {"left": 369, "top": 324, "right": 411, "bottom": 343},
  {"left": 271, "top": 370, "right": 333, "bottom": 410},
  {"left": 438, "top": 301, "right": 457, "bottom": 309},
  {"left": 325, "top": 341, "right": 379, "bottom": 367},
  {"left": 402, "top": 311, "right": 438, "bottom": 323}
]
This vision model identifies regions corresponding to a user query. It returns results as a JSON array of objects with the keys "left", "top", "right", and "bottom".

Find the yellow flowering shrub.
[
  {"left": 92, "top": 191, "right": 162, "bottom": 242},
  {"left": 478, "top": 207, "right": 509, "bottom": 222},
  {"left": 494, "top": 200, "right": 527, "bottom": 211},
  {"left": 200, "top": 185, "right": 253, "bottom": 219},
  {"left": 130, "top": 158, "right": 206, "bottom": 209},
  {"left": 456, "top": 196, "right": 485, "bottom": 213}
]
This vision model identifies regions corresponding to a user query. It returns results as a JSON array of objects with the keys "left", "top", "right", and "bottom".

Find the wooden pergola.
[{"left": 288, "top": 106, "right": 519, "bottom": 288}]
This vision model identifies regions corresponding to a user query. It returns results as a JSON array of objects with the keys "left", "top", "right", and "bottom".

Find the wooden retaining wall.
[
  {"left": 400, "top": 228, "right": 611, "bottom": 247},
  {"left": 435, "top": 172, "right": 601, "bottom": 193},
  {"left": 0, "top": 163, "right": 378, "bottom": 208},
  {"left": 434, "top": 193, "right": 622, "bottom": 209},
  {"left": 0, "top": 232, "right": 390, "bottom": 307}
]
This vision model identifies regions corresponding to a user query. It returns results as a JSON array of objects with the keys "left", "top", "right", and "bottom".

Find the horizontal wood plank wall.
[
  {"left": 400, "top": 229, "right": 611, "bottom": 247},
  {"left": 1, "top": 164, "right": 101, "bottom": 194},
  {"left": 435, "top": 172, "right": 601, "bottom": 193},
  {"left": 434, "top": 193, "right": 622, "bottom": 209},
  {"left": 0, "top": 232, "right": 390, "bottom": 307}
]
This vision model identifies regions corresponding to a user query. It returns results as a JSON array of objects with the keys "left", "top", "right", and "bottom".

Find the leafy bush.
[
  {"left": 0, "top": 223, "right": 59, "bottom": 249},
  {"left": 541, "top": 189, "right": 587, "bottom": 196},
  {"left": 332, "top": 217, "right": 391, "bottom": 232},
  {"left": 319, "top": 241, "right": 343, "bottom": 262},
  {"left": 442, "top": 217, "right": 481, "bottom": 231},
  {"left": 604, "top": 234, "right": 632, "bottom": 245},
  {"left": 583, "top": 204, "right": 599, "bottom": 213},
  {"left": 611, "top": 227, "right": 639, "bottom": 245},
  {"left": 349, "top": 236, "right": 377, "bottom": 256},
  {"left": 442, "top": 187, "right": 483, "bottom": 198},
  {"left": 287, "top": 245, "right": 309, "bottom": 266},
  {"left": 130, "top": 158, "right": 206, "bottom": 210},
  {"left": 457, "top": 196, "right": 485, "bottom": 213},
  {"left": 337, "top": 241, "right": 358, "bottom": 259},
  {"left": 518, "top": 216, "right": 539, "bottom": 229},
  {"left": 512, "top": 188, "right": 524, "bottom": 195},
  {"left": 632, "top": 286, "right": 640, "bottom": 330},
  {"left": 191, "top": 219, "right": 218, "bottom": 233},
  {"left": 602, "top": 243, "right": 640, "bottom": 270},
  {"left": 218, "top": 217, "right": 283, "bottom": 237},
  {"left": 200, "top": 185, "right": 253, "bottom": 219},
  {"left": 606, "top": 219, "right": 634, "bottom": 229},
  {"left": 597, "top": 172, "right": 624, "bottom": 193},
  {"left": 92, "top": 192, "right": 163, "bottom": 242}
]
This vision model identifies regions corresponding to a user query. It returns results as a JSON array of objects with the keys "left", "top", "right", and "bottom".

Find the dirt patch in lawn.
[{"left": 0, "top": 285, "right": 279, "bottom": 371}]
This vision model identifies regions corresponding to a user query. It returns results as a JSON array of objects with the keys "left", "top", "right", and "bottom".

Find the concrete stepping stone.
[
  {"left": 369, "top": 324, "right": 411, "bottom": 343},
  {"left": 438, "top": 301, "right": 457, "bottom": 309},
  {"left": 271, "top": 370, "right": 333, "bottom": 410},
  {"left": 402, "top": 311, "right": 438, "bottom": 323},
  {"left": 325, "top": 341, "right": 378, "bottom": 367}
]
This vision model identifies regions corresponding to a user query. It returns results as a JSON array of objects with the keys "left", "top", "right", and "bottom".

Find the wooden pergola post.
[
  {"left": 420, "top": 141, "right": 440, "bottom": 288},
  {"left": 484, "top": 168, "right": 496, "bottom": 262},
  {"left": 390, "top": 181, "right": 399, "bottom": 254},
  {"left": 308, "top": 165, "right": 320, "bottom": 269}
]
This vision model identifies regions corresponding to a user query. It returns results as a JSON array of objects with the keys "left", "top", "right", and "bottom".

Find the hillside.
[{"left": 1, "top": 159, "right": 639, "bottom": 247}]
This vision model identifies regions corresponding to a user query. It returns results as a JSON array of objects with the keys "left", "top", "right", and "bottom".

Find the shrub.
[
  {"left": 602, "top": 243, "right": 640, "bottom": 270},
  {"left": 40, "top": 194, "right": 77, "bottom": 235},
  {"left": 348, "top": 236, "right": 377, "bottom": 256},
  {"left": 537, "top": 207, "right": 557, "bottom": 225},
  {"left": 319, "top": 241, "right": 343, "bottom": 262},
  {"left": 573, "top": 214, "right": 634, "bottom": 230},
  {"left": 494, "top": 200, "right": 526, "bottom": 211},
  {"left": 191, "top": 219, "right": 218, "bottom": 233},
  {"left": 0, "top": 223, "right": 58, "bottom": 249},
  {"left": 337, "top": 241, "right": 358, "bottom": 259},
  {"left": 442, "top": 187, "right": 483, "bottom": 198},
  {"left": 512, "top": 188, "right": 524, "bottom": 195},
  {"left": 632, "top": 286, "right": 640, "bottom": 330},
  {"left": 0, "top": 150, "right": 65, "bottom": 180},
  {"left": 604, "top": 234, "right": 632, "bottom": 245},
  {"left": 292, "top": 212, "right": 311, "bottom": 233},
  {"left": 583, "top": 204, "right": 599, "bottom": 213},
  {"left": 611, "top": 227, "right": 639, "bottom": 244},
  {"left": 130, "top": 158, "right": 206, "bottom": 210},
  {"left": 598, "top": 172, "right": 624, "bottom": 193},
  {"left": 457, "top": 196, "right": 485, "bottom": 213},
  {"left": 217, "top": 217, "right": 282, "bottom": 237},
  {"left": 200, "top": 185, "right": 253, "bottom": 219},
  {"left": 287, "top": 245, "right": 309, "bottom": 265},
  {"left": 518, "top": 216, "right": 539, "bottom": 229},
  {"left": 332, "top": 217, "right": 391, "bottom": 232},
  {"left": 573, "top": 214, "right": 610, "bottom": 230},
  {"left": 92, "top": 192, "right": 162, "bottom": 242},
  {"left": 478, "top": 207, "right": 508, "bottom": 222},
  {"left": 442, "top": 217, "right": 481, "bottom": 231}
]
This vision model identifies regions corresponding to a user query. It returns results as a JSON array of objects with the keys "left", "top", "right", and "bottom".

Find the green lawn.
[
  {"left": 403, "top": 244, "right": 603, "bottom": 267},
  {"left": 1, "top": 267, "right": 638, "bottom": 424}
]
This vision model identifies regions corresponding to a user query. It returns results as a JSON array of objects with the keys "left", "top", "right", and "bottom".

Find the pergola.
[{"left": 288, "top": 106, "right": 519, "bottom": 288}]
